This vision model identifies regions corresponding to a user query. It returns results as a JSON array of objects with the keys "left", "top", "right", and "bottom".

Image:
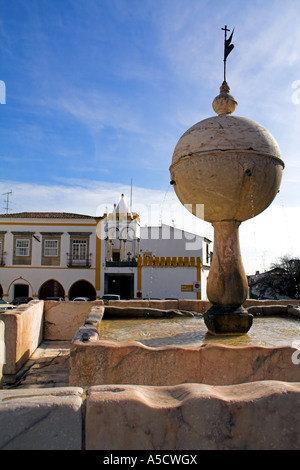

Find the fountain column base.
[
  {"left": 205, "top": 220, "right": 253, "bottom": 335},
  {"left": 204, "top": 305, "right": 253, "bottom": 335}
]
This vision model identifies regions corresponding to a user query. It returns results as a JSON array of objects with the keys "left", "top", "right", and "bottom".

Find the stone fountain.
[
  {"left": 1, "top": 26, "right": 300, "bottom": 451},
  {"left": 169, "top": 36, "right": 284, "bottom": 334}
]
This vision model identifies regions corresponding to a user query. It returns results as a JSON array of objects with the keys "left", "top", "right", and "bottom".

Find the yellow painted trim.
[
  {"left": 95, "top": 222, "right": 101, "bottom": 291},
  {"left": 139, "top": 256, "right": 199, "bottom": 267},
  {"left": 1, "top": 266, "right": 95, "bottom": 270},
  {"left": 1, "top": 222, "right": 97, "bottom": 227},
  {"left": 196, "top": 257, "right": 202, "bottom": 299},
  {"left": 181, "top": 284, "right": 193, "bottom": 292},
  {"left": 137, "top": 257, "right": 142, "bottom": 291}
]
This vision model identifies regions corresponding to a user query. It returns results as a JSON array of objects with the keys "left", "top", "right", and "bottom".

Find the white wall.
[
  {"left": 141, "top": 266, "right": 208, "bottom": 300},
  {"left": 0, "top": 217, "right": 98, "bottom": 301},
  {"left": 140, "top": 225, "right": 211, "bottom": 262},
  {"left": 0, "top": 217, "right": 211, "bottom": 302}
]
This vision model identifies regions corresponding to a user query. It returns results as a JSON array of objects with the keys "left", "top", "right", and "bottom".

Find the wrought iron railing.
[
  {"left": 66, "top": 253, "right": 92, "bottom": 268},
  {"left": 0, "top": 252, "right": 6, "bottom": 266},
  {"left": 106, "top": 260, "right": 137, "bottom": 267}
]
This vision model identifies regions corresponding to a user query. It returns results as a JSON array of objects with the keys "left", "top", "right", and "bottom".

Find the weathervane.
[{"left": 221, "top": 25, "right": 235, "bottom": 82}]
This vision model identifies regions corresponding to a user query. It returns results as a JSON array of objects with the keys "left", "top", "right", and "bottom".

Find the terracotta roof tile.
[{"left": 0, "top": 212, "right": 97, "bottom": 219}]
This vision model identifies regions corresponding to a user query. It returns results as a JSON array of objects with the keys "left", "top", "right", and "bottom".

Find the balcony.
[
  {"left": 66, "top": 253, "right": 92, "bottom": 268},
  {"left": 106, "top": 260, "right": 137, "bottom": 268}
]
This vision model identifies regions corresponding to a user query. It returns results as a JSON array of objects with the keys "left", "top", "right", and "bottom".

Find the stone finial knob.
[{"left": 212, "top": 81, "right": 238, "bottom": 115}]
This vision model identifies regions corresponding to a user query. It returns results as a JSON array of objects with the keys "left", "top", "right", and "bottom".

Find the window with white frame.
[
  {"left": 15, "top": 239, "right": 30, "bottom": 256},
  {"left": 44, "top": 239, "right": 58, "bottom": 257},
  {"left": 72, "top": 239, "right": 87, "bottom": 260}
]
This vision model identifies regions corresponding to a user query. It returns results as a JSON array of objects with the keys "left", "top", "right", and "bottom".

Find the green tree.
[{"left": 270, "top": 255, "right": 300, "bottom": 299}]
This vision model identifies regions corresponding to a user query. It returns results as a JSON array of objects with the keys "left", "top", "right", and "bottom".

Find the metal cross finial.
[
  {"left": 222, "top": 25, "right": 230, "bottom": 36},
  {"left": 221, "top": 25, "right": 235, "bottom": 82}
]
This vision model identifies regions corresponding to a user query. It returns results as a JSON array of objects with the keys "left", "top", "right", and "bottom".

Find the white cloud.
[
  {"left": 240, "top": 204, "right": 300, "bottom": 274},
  {"left": 51, "top": 89, "right": 145, "bottom": 136}
]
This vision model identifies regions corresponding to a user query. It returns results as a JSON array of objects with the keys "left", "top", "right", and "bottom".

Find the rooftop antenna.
[
  {"left": 2, "top": 191, "right": 12, "bottom": 214},
  {"left": 130, "top": 178, "right": 133, "bottom": 213},
  {"left": 221, "top": 25, "right": 235, "bottom": 82}
]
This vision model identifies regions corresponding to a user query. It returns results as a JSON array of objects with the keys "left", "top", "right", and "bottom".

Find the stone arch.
[
  {"left": 69, "top": 279, "right": 96, "bottom": 300},
  {"left": 7, "top": 277, "right": 33, "bottom": 300},
  {"left": 39, "top": 279, "right": 65, "bottom": 300}
]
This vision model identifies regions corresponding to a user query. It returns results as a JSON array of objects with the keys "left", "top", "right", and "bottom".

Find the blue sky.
[{"left": 1, "top": 0, "right": 300, "bottom": 274}]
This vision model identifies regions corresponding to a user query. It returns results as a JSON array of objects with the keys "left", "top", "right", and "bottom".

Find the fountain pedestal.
[
  {"left": 170, "top": 82, "right": 284, "bottom": 335},
  {"left": 204, "top": 220, "right": 253, "bottom": 334},
  {"left": 204, "top": 306, "right": 253, "bottom": 335}
]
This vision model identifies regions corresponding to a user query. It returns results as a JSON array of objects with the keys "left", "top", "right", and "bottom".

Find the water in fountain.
[
  {"left": 99, "top": 315, "right": 300, "bottom": 348},
  {"left": 158, "top": 183, "right": 172, "bottom": 226}
]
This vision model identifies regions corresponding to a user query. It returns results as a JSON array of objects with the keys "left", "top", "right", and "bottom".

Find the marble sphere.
[{"left": 169, "top": 83, "right": 284, "bottom": 223}]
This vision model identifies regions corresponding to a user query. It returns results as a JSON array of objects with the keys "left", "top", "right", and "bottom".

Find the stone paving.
[{"left": 3, "top": 341, "right": 71, "bottom": 389}]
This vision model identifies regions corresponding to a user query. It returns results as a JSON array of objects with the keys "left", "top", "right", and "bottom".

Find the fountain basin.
[
  {"left": 70, "top": 340, "right": 300, "bottom": 389},
  {"left": 69, "top": 302, "right": 300, "bottom": 389},
  {"left": 86, "top": 381, "right": 300, "bottom": 450}
]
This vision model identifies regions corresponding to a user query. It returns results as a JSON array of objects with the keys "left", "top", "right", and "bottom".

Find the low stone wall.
[
  {"left": 103, "top": 298, "right": 300, "bottom": 314},
  {"left": 70, "top": 341, "right": 300, "bottom": 388},
  {"left": 0, "top": 301, "right": 44, "bottom": 375},
  {"left": 106, "top": 299, "right": 211, "bottom": 313},
  {"left": 0, "top": 387, "right": 83, "bottom": 450},
  {"left": 1, "top": 381, "right": 300, "bottom": 450},
  {"left": 0, "top": 300, "right": 105, "bottom": 377},
  {"left": 44, "top": 300, "right": 104, "bottom": 340},
  {"left": 72, "top": 305, "right": 105, "bottom": 342},
  {"left": 247, "top": 303, "right": 300, "bottom": 317},
  {"left": 1, "top": 299, "right": 300, "bottom": 449},
  {"left": 85, "top": 381, "right": 300, "bottom": 450}
]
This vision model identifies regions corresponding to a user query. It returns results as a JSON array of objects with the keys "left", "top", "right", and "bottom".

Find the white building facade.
[
  {"left": 0, "top": 212, "right": 100, "bottom": 302},
  {"left": 0, "top": 195, "right": 211, "bottom": 302}
]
